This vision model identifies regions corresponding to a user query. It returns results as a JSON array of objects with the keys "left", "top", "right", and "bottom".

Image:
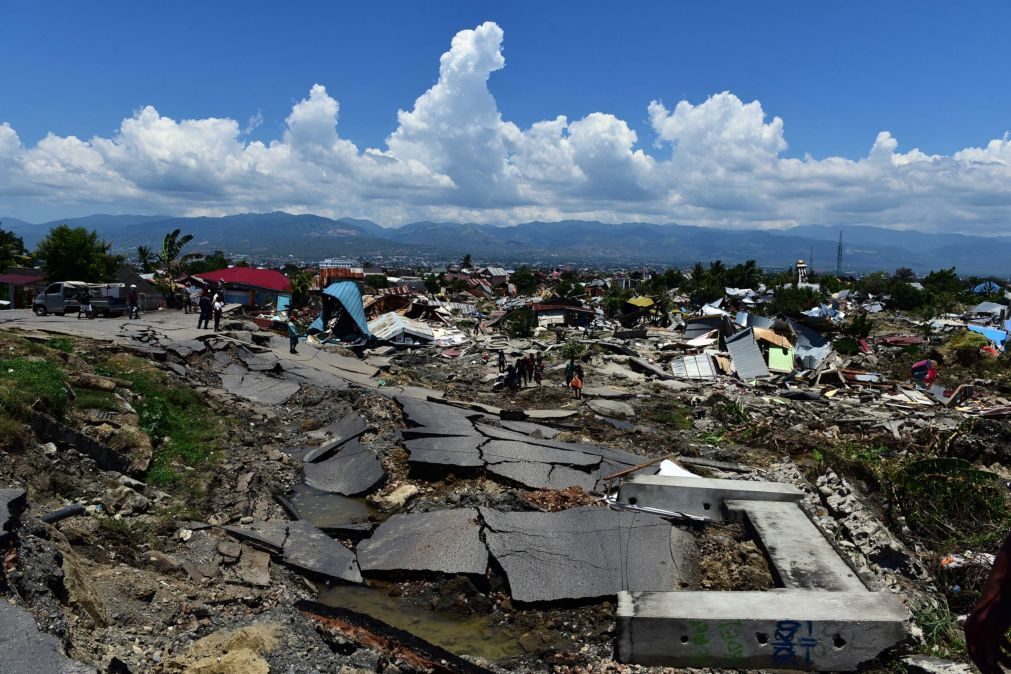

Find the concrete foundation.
[
  {"left": 616, "top": 475, "right": 802, "bottom": 521},
  {"left": 725, "top": 500, "right": 865, "bottom": 592},
  {"left": 617, "top": 590, "right": 908, "bottom": 670}
]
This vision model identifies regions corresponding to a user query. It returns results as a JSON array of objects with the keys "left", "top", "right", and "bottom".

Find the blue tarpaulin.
[
  {"left": 973, "top": 281, "right": 1002, "bottom": 294},
  {"left": 967, "top": 323, "right": 1008, "bottom": 350},
  {"left": 309, "top": 282, "right": 370, "bottom": 339}
]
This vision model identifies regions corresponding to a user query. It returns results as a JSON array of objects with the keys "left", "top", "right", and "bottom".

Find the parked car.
[{"left": 32, "top": 281, "right": 127, "bottom": 317}]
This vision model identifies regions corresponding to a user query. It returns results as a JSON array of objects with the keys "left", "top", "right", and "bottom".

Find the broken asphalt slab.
[
  {"left": 357, "top": 508, "right": 488, "bottom": 575},
  {"left": 282, "top": 520, "right": 362, "bottom": 584},
  {"left": 403, "top": 436, "right": 485, "bottom": 468},
  {"left": 486, "top": 461, "right": 598, "bottom": 492},
  {"left": 302, "top": 414, "right": 370, "bottom": 463},
  {"left": 304, "top": 439, "right": 386, "bottom": 496},
  {"left": 0, "top": 488, "right": 27, "bottom": 545},
  {"left": 219, "top": 364, "right": 299, "bottom": 405},
  {"left": 480, "top": 439, "right": 602, "bottom": 467},
  {"left": 480, "top": 506, "right": 693, "bottom": 602},
  {"left": 222, "top": 520, "right": 290, "bottom": 553},
  {"left": 0, "top": 600, "right": 97, "bottom": 673}
]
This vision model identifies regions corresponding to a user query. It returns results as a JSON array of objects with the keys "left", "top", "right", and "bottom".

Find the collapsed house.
[{"left": 307, "top": 281, "right": 371, "bottom": 343}]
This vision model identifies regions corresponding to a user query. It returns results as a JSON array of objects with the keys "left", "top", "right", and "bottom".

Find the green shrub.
[{"left": 0, "top": 358, "right": 69, "bottom": 418}]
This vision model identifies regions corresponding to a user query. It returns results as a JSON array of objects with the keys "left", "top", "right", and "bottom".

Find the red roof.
[{"left": 194, "top": 268, "right": 291, "bottom": 293}]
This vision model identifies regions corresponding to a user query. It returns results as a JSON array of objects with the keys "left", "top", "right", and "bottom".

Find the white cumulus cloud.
[{"left": 2, "top": 22, "right": 1011, "bottom": 235}]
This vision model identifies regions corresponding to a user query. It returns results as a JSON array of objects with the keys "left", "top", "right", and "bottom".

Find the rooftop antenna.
[{"left": 836, "top": 231, "right": 843, "bottom": 276}]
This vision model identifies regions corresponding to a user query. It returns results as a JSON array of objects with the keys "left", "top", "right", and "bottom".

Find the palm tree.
[
  {"left": 155, "top": 229, "right": 194, "bottom": 292},
  {"left": 136, "top": 245, "right": 155, "bottom": 273}
]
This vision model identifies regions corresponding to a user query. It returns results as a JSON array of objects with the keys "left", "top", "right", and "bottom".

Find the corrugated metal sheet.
[
  {"left": 725, "top": 328, "right": 770, "bottom": 380},
  {"left": 684, "top": 316, "right": 726, "bottom": 340},
  {"left": 367, "top": 312, "right": 434, "bottom": 343},
  {"left": 671, "top": 353, "right": 718, "bottom": 379},
  {"left": 309, "top": 281, "right": 370, "bottom": 337}
]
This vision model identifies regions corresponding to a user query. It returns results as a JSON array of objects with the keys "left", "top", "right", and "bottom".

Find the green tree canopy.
[
  {"left": 184, "top": 250, "right": 230, "bottom": 275},
  {"left": 34, "top": 225, "right": 121, "bottom": 282},
  {"left": 510, "top": 266, "right": 538, "bottom": 295},
  {"left": 0, "top": 225, "right": 30, "bottom": 270}
]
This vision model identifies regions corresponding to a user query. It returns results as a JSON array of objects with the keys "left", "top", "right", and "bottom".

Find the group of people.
[
  {"left": 492, "top": 350, "right": 584, "bottom": 397},
  {"left": 73, "top": 284, "right": 140, "bottom": 319},
  {"left": 196, "top": 288, "right": 225, "bottom": 331},
  {"left": 497, "top": 350, "right": 544, "bottom": 389}
]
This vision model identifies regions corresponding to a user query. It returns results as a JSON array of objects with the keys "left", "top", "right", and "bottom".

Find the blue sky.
[{"left": 2, "top": 1, "right": 1011, "bottom": 232}]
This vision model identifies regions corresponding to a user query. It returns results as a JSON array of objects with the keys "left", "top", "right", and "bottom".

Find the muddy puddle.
[
  {"left": 290, "top": 484, "right": 379, "bottom": 528},
  {"left": 318, "top": 584, "right": 527, "bottom": 661}
]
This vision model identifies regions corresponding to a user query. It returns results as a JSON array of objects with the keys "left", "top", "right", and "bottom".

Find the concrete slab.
[
  {"left": 618, "top": 475, "right": 803, "bottom": 521},
  {"left": 617, "top": 590, "right": 908, "bottom": 670},
  {"left": 403, "top": 436, "right": 485, "bottom": 468},
  {"left": 586, "top": 399, "right": 636, "bottom": 419},
  {"left": 481, "top": 440, "right": 602, "bottom": 468},
  {"left": 166, "top": 339, "right": 207, "bottom": 359},
  {"left": 0, "top": 488, "right": 27, "bottom": 545},
  {"left": 282, "top": 520, "right": 362, "bottom": 584},
  {"left": 480, "top": 506, "right": 690, "bottom": 602},
  {"left": 524, "top": 408, "right": 579, "bottom": 420},
  {"left": 725, "top": 500, "right": 865, "bottom": 592},
  {"left": 304, "top": 439, "right": 386, "bottom": 496},
  {"left": 0, "top": 600, "right": 97, "bottom": 673},
  {"left": 628, "top": 357, "right": 674, "bottom": 380},
  {"left": 357, "top": 509, "right": 488, "bottom": 575}
]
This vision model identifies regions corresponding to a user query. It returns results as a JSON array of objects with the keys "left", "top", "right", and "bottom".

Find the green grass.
[
  {"left": 911, "top": 599, "right": 966, "bottom": 659},
  {"left": 97, "top": 354, "right": 222, "bottom": 487},
  {"left": 45, "top": 337, "right": 74, "bottom": 353},
  {"left": 0, "top": 358, "right": 69, "bottom": 418},
  {"left": 73, "top": 389, "right": 119, "bottom": 411},
  {"left": 653, "top": 403, "right": 693, "bottom": 430}
]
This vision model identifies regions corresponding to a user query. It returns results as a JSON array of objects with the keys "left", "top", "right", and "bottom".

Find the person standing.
[
  {"left": 197, "top": 291, "right": 212, "bottom": 329},
  {"left": 127, "top": 285, "right": 139, "bottom": 319},
  {"left": 505, "top": 364, "right": 517, "bottom": 389},
  {"left": 287, "top": 313, "right": 301, "bottom": 354},
  {"left": 533, "top": 354, "right": 543, "bottom": 386},
  {"left": 76, "top": 287, "right": 92, "bottom": 319},
  {"left": 564, "top": 359, "right": 575, "bottom": 387},
  {"left": 516, "top": 356, "right": 528, "bottom": 387},
  {"left": 497, "top": 350, "right": 506, "bottom": 373},
  {"left": 183, "top": 288, "right": 193, "bottom": 314},
  {"left": 570, "top": 370, "right": 583, "bottom": 399},
  {"left": 213, "top": 296, "right": 224, "bottom": 331}
]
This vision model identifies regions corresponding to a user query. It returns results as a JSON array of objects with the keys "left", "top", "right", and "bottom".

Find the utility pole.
[{"left": 836, "top": 231, "right": 843, "bottom": 276}]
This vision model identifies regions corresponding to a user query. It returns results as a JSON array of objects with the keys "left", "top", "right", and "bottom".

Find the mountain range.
[{"left": 2, "top": 212, "right": 1009, "bottom": 276}]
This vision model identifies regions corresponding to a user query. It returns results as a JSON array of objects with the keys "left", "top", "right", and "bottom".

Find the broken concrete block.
[
  {"left": 282, "top": 520, "right": 362, "bottom": 584},
  {"left": 302, "top": 414, "right": 370, "bottom": 463},
  {"left": 370, "top": 484, "right": 420, "bottom": 511},
  {"left": 617, "top": 590, "right": 908, "bottom": 670},
  {"left": 357, "top": 509, "right": 488, "bottom": 575},
  {"left": 304, "top": 439, "right": 385, "bottom": 496},
  {"left": 617, "top": 475, "right": 803, "bottom": 521},
  {"left": 586, "top": 399, "right": 636, "bottom": 419},
  {"left": 481, "top": 506, "right": 691, "bottom": 602}
]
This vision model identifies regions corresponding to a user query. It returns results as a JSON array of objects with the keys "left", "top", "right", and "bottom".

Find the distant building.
[
  {"left": 320, "top": 257, "right": 364, "bottom": 283},
  {"left": 0, "top": 267, "right": 46, "bottom": 309}
]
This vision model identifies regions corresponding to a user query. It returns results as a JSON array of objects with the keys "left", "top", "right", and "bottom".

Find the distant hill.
[{"left": 4, "top": 211, "right": 1011, "bottom": 275}]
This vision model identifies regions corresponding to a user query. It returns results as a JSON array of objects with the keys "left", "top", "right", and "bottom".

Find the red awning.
[
  {"left": 0, "top": 273, "right": 46, "bottom": 285},
  {"left": 194, "top": 268, "right": 291, "bottom": 293}
]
